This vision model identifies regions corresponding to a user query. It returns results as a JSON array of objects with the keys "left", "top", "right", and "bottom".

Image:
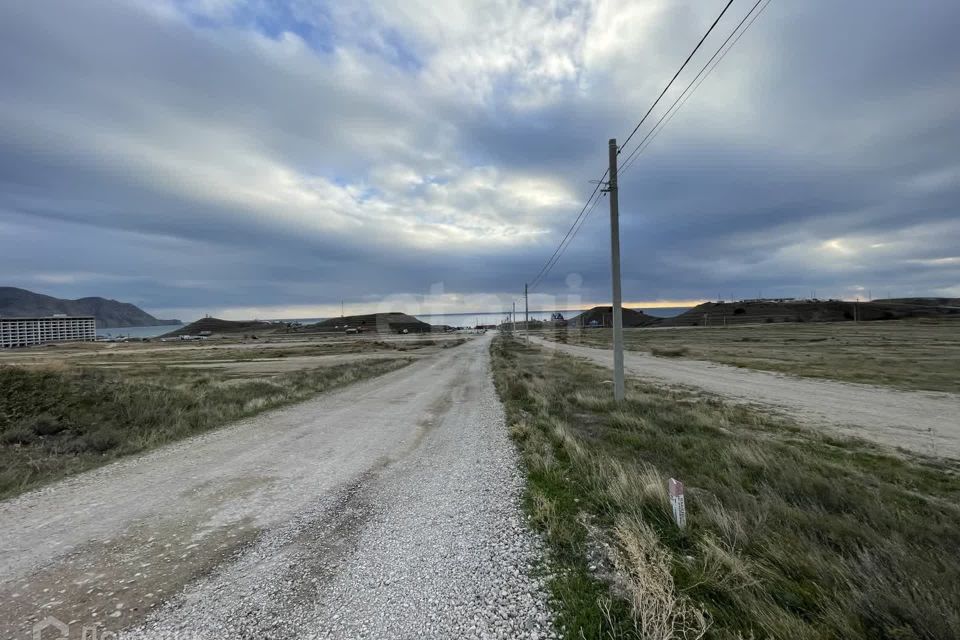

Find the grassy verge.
[
  {"left": 491, "top": 336, "right": 960, "bottom": 639},
  {"left": 541, "top": 319, "right": 960, "bottom": 393},
  {"left": 0, "top": 358, "right": 412, "bottom": 499}
]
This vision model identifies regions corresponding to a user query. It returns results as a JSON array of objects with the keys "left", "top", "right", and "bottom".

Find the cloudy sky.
[{"left": 1, "top": 0, "right": 958, "bottom": 320}]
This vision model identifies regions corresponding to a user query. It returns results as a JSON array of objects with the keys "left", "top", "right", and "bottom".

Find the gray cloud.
[{"left": 1, "top": 0, "right": 958, "bottom": 319}]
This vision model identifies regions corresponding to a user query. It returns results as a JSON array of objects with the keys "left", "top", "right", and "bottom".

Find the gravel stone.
[{"left": 0, "top": 335, "right": 557, "bottom": 639}]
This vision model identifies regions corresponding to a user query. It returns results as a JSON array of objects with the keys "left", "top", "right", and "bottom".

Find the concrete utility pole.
[
  {"left": 524, "top": 283, "right": 530, "bottom": 343},
  {"left": 607, "top": 138, "right": 625, "bottom": 402}
]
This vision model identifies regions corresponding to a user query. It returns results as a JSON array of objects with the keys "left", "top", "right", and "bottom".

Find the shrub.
[
  {"left": 1, "top": 426, "right": 35, "bottom": 445},
  {"left": 84, "top": 429, "right": 123, "bottom": 453},
  {"left": 651, "top": 346, "right": 690, "bottom": 358},
  {"left": 29, "top": 413, "right": 67, "bottom": 436}
]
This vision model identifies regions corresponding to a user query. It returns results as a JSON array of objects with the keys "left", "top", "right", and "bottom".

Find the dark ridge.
[
  {"left": 568, "top": 306, "right": 660, "bottom": 328},
  {"left": 658, "top": 299, "right": 960, "bottom": 327},
  {"left": 161, "top": 317, "right": 275, "bottom": 337},
  {"left": 306, "top": 312, "right": 433, "bottom": 334}
]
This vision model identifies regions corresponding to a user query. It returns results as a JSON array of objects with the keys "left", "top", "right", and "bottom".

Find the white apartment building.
[{"left": 0, "top": 316, "right": 97, "bottom": 348}]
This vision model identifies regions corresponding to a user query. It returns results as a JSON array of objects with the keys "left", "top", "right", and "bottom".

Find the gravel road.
[
  {"left": 532, "top": 337, "right": 960, "bottom": 458},
  {"left": 0, "top": 335, "right": 556, "bottom": 639}
]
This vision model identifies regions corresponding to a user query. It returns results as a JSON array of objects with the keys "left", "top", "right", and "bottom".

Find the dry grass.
[
  {"left": 490, "top": 336, "right": 960, "bottom": 640},
  {"left": 540, "top": 319, "right": 960, "bottom": 393},
  {"left": 612, "top": 515, "right": 709, "bottom": 640},
  {"left": 0, "top": 333, "right": 468, "bottom": 499},
  {"left": 0, "top": 357, "right": 413, "bottom": 499},
  {"left": 0, "top": 334, "right": 465, "bottom": 371}
]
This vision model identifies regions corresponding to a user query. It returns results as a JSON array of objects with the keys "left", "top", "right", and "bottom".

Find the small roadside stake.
[{"left": 669, "top": 478, "right": 686, "bottom": 529}]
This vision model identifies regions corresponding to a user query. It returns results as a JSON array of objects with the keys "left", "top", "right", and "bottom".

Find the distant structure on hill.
[
  {"left": 1, "top": 315, "right": 96, "bottom": 348},
  {"left": 739, "top": 297, "right": 797, "bottom": 304}
]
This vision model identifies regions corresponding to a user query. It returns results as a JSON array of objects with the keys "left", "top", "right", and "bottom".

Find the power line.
[
  {"left": 619, "top": 0, "right": 735, "bottom": 153},
  {"left": 618, "top": 0, "right": 771, "bottom": 176},
  {"left": 530, "top": 191, "right": 606, "bottom": 292},
  {"left": 528, "top": 170, "right": 606, "bottom": 288},
  {"left": 527, "top": 170, "right": 606, "bottom": 292},
  {"left": 523, "top": 0, "right": 772, "bottom": 296},
  {"left": 529, "top": 188, "right": 606, "bottom": 292}
]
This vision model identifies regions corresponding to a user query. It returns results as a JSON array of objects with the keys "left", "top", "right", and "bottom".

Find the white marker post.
[{"left": 669, "top": 478, "right": 686, "bottom": 529}]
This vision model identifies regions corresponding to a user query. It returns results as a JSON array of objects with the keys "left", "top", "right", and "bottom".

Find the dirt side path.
[
  {"left": 531, "top": 337, "right": 960, "bottom": 458},
  {"left": 0, "top": 336, "right": 554, "bottom": 639}
]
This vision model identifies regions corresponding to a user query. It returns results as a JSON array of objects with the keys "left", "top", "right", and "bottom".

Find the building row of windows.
[{"left": 0, "top": 318, "right": 97, "bottom": 348}]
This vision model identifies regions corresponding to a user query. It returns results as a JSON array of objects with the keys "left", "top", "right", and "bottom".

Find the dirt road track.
[
  {"left": 0, "top": 335, "right": 555, "bottom": 639},
  {"left": 532, "top": 337, "right": 960, "bottom": 458}
]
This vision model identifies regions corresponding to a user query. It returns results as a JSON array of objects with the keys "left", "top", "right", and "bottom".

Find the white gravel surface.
[
  {"left": 0, "top": 335, "right": 557, "bottom": 639},
  {"left": 533, "top": 336, "right": 960, "bottom": 458}
]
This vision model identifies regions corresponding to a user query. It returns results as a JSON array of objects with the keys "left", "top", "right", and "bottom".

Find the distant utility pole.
[
  {"left": 524, "top": 283, "right": 530, "bottom": 343},
  {"left": 512, "top": 302, "right": 516, "bottom": 333},
  {"left": 607, "top": 138, "right": 625, "bottom": 402},
  {"left": 341, "top": 300, "right": 344, "bottom": 317}
]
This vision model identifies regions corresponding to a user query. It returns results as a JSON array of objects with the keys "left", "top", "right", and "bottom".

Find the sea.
[{"left": 102, "top": 306, "right": 691, "bottom": 338}]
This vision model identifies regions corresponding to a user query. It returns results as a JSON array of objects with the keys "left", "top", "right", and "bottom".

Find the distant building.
[
  {"left": 0, "top": 316, "right": 96, "bottom": 348},
  {"left": 741, "top": 298, "right": 796, "bottom": 304}
]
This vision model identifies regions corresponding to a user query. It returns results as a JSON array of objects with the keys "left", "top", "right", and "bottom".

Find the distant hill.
[
  {"left": 0, "top": 287, "right": 180, "bottom": 328},
  {"left": 162, "top": 317, "right": 276, "bottom": 337},
  {"left": 658, "top": 299, "right": 960, "bottom": 327},
  {"left": 308, "top": 312, "right": 432, "bottom": 334},
  {"left": 569, "top": 306, "right": 660, "bottom": 328},
  {"left": 872, "top": 297, "right": 960, "bottom": 307},
  {"left": 165, "top": 312, "right": 434, "bottom": 337}
]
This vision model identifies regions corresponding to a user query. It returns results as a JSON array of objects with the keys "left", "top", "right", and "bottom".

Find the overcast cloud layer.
[{"left": 1, "top": 0, "right": 958, "bottom": 320}]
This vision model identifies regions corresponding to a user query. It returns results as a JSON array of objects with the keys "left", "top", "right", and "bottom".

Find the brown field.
[
  {"left": 0, "top": 332, "right": 465, "bottom": 374},
  {"left": 542, "top": 318, "right": 960, "bottom": 393}
]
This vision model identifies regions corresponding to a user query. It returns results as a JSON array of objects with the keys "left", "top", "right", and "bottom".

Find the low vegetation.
[
  {"left": 0, "top": 357, "right": 412, "bottom": 498},
  {"left": 650, "top": 345, "right": 690, "bottom": 358},
  {"left": 491, "top": 336, "right": 960, "bottom": 639},
  {"left": 543, "top": 319, "right": 960, "bottom": 393}
]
